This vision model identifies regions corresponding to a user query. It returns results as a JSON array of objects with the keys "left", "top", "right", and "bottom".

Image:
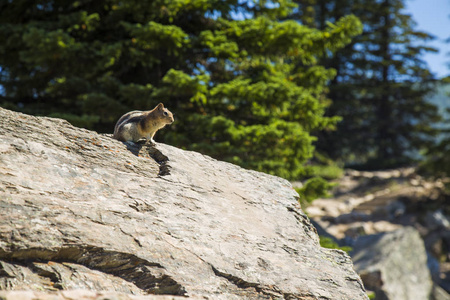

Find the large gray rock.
[
  {"left": 0, "top": 107, "right": 368, "bottom": 299},
  {"left": 350, "top": 227, "right": 432, "bottom": 300}
]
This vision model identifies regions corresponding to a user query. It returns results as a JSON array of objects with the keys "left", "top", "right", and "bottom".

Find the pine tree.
[
  {"left": 294, "top": 0, "right": 441, "bottom": 168},
  {"left": 0, "top": 0, "right": 362, "bottom": 179},
  {"left": 421, "top": 78, "right": 450, "bottom": 176}
]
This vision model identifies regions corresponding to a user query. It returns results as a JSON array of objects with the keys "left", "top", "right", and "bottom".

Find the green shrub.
[
  {"left": 319, "top": 236, "right": 352, "bottom": 254},
  {"left": 296, "top": 177, "right": 334, "bottom": 204}
]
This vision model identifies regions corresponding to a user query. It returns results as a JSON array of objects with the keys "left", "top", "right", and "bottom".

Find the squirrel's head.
[{"left": 156, "top": 103, "right": 174, "bottom": 124}]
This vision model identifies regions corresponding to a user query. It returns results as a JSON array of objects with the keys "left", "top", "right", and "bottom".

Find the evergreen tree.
[
  {"left": 0, "top": 0, "right": 362, "bottom": 179},
  {"left": 421, "top": 79, "right": 450, "bottom": 177},
  {"left": 294, "top": 0, "right": 441, "bottom": 168}
]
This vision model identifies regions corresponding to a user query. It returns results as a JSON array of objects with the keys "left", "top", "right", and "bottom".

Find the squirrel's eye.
[{"left": 163, "top": 111, "right": 168, "bottom": 116}]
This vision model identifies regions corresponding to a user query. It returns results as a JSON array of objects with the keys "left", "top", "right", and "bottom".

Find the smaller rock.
[
  {"left": 350, "top": 227, "right": 432, "bottom": 300},
  {"left": 430, "top": 285, "right": 450, "bottom": 300},
  {"left": 425, "top": 209, "right": 450, "bottom": 231}
]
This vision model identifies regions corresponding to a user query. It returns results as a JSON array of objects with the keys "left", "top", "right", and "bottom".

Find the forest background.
[{"left": 1, "top": 0, "right": 450, "bottom": 199}]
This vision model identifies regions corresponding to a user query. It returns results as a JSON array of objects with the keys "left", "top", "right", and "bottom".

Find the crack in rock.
[
  {"left": 0, "top": 246, "right": 186, "bottom": 296},
  {"left": 287, "top": 206, "right": 318, "bottom": 242},
  {"left": 211, "top": 265, "right": 329, "bottom": 300},
  {"left": 211, "top": 265, "right": 285, "bottom": 299}
]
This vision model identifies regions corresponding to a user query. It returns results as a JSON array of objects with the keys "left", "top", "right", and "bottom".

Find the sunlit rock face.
[{"left": 0, "top": 107, "right": 368, "bottom": 300}]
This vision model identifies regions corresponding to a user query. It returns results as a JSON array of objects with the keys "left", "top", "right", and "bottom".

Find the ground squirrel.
[{"left": 113, "top": 103, "right": 174, "bottom": 143}]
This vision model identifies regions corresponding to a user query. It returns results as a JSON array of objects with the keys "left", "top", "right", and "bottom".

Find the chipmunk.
[{"left": 113, "top": 103, "right": 174, "bottom": 143}]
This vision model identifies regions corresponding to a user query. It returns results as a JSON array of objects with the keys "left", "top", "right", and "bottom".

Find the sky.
[{"left": 404, "top": 0, "right": 450, "bottom": 78}]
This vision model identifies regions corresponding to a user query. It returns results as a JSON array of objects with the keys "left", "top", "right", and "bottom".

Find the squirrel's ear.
[{"left": 156, "top": 103, "right": 164, "bottom": 110}]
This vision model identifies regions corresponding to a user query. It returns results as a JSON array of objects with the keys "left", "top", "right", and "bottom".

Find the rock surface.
[
  {"left": 350, "top": 227, "right": 432, "bottom": 300},
  {"left": 0, "top": 107, "right": 368, "bottom": 299}
]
